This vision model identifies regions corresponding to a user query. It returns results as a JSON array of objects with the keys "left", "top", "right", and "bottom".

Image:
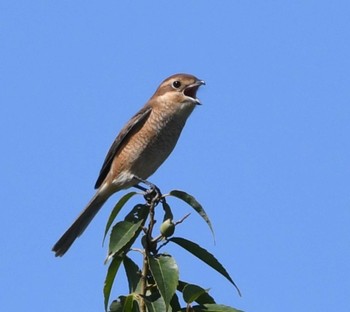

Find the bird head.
[{"left": 151, "top": 73, "right": 205, "bottom": 107}]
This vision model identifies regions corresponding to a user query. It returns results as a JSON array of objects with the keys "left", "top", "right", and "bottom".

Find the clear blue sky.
[{"left": 1, "top": 1, "right": 349, "bottom": 311}]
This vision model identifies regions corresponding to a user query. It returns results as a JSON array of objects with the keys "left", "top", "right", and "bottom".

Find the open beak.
[{"left": 184, "top": 80, "right": 205, "bottom": 105}]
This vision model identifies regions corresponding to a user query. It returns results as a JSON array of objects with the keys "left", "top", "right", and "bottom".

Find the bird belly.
[
  {"left": 130, "top": 119, "right": 184, "bottom": 179},
  {"left": 117, "top": 117, "right": 187, "bottom": 185}
]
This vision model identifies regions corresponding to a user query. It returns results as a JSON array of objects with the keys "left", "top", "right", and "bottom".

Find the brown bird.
[{"left": 52, "top": 73, "right": 205, "bottom": 256}]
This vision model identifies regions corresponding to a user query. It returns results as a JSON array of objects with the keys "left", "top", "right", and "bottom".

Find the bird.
[{"left": 52, "top": 73, "right": 205, "bottom": 256}]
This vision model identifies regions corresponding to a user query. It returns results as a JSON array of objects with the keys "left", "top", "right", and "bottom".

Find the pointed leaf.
[
  {"left": 170, "top": 237, "right": 241, "bottom": 296},
  {"left": 192, "top": 303, "right": 244, "bottom": 312},
  {"left": 123, "top": 255, "right": 142, "bottom": 293},
  {"left": 103, "top": 191, "right": 137, "bottom": 242},
  {"left": 167, "top": 190, "right": 214, "bottom": 239},
  {"left": 148, "top": 254, "right": 179, "bottom": 311},
  {"left": 106, "top": 220, "right": 143, "bottom": 262},
  {"left": 183, "top": 284, "right": 215, "bottom": 305},
  {"left": 178, "top": 281, "right": 215, "bottom": 305},
  {"left": 162, "top": 201, "right": 174, "bottom": 221},
  {"left": 183, "top": 284, "right": 208, "bottom": 304},
  {"left": 104, "top": 256, "right": 123, "bottom": 311}
]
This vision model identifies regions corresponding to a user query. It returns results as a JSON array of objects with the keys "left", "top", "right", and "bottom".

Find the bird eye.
[{"left": 172, "top": 80, "right": 181, "bottom": 89}]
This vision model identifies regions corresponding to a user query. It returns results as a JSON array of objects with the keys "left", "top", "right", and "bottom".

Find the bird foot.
[
  {"left": 133, "top": 177, "right": 162, "bottom": 205},
  {"left": 143, "top": 184, "right": 162, "bottom": 205}
]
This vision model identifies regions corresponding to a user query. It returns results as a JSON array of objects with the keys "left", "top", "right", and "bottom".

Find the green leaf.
[
  {"left": 103, "top": 191, "right": 137, "bottom": 243},
  {"left": 109, "top": 298, "right": 124, "bottom": 312},
  {"left": 122, "top": 294, "right": 136, "bottom": 312},
  {"left": 162, "top": 200, "right": 174, "bottom": 221},
  {"left": 124, "top": 204, "right": 149, "bottom": 223},
  {"left": 123, "top": 255, "right": 142, "bottom": 293},
  {"left": 183, "top": 284, "right": 215, "bottom": 305},
  {"left": 170, "top": 293, "right": 182, "bottom": 311},
  {"left": 170, "top": 237, "right": 241, "bottom": 296},
  {"left": 178, "top": 281, "right": 215, "bottom": 305},
  {"left": 104, "top": 256, "right": 123, "bottom": 311},
  {"left": 148, "top": 254, "right": 179, "bottom": 311},
  {"left": 106, "top": 220, "right": 143, "bottom": 262},
  {"left": 177, "top": 280, "right": 187, "bottom": 291},
  {"left": 183, "top": 284, "right": 208, "bottom": 304},
  {"left": 144, "top": 290, "right": 166, "bottom": 312},
  {"left": 109, "top": 294, "right": 140, "bottom": 312},
  {"left": 166, "top": 190, "right": 214, "bottom": 239},
  {"left": 144, "top": 288, "right": 181, "bottom": 311},
  {"left": 192, "top": 303, "right": 244, "bottom": 312}
]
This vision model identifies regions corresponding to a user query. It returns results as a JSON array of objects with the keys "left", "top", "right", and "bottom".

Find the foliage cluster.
[{"left": 103, "top": 188, "right": 242, "bottom": 312}]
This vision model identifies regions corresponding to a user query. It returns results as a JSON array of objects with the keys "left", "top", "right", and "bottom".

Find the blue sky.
[{"left": 1, "top": 1, "right": 350, "bottom": 311}]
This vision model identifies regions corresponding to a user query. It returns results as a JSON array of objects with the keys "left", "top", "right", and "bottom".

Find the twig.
[
  {"left": 140, "top": 251, "right": 148, "bottom": 312},
  {"left": 140, "top": 186, "right": 162, "bottom": 311},
  {"left": 174, "top": 213, "right": 191, "bottom": 226}
]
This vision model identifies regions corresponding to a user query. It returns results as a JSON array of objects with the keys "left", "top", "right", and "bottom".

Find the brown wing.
[{"left": 94, "top": 104, "right": 152, "bottom": 189}]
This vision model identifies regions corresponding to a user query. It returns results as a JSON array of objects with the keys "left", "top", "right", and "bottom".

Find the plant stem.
[
  {"left": 140, "top": 251, "right": 149, "bottom": 312},
  {"left": 140, "top": 189, "right": 160, "bottom": 311}
]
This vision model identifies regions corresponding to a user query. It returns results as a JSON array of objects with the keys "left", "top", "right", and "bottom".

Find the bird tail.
[{"left": 52, "top": 192, "right": 108, "bottom": 257}]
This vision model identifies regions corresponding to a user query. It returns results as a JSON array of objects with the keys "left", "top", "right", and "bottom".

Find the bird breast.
[{"left": 123, "top": 102, "right": 195, "bottom": 180}]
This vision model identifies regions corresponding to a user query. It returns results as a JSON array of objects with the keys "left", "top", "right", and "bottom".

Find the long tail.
[{"left": 52, "top": 192, "right": 108, "bottom": 257}]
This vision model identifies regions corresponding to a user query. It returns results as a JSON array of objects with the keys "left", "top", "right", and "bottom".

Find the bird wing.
[{"left": 94, "top": 104, "right": 152, "bottom": 189}]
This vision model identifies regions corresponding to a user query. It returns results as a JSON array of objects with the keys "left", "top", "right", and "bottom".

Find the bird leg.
[{"left": 133, "top": 176, "right": 162, "bottom": 204}]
